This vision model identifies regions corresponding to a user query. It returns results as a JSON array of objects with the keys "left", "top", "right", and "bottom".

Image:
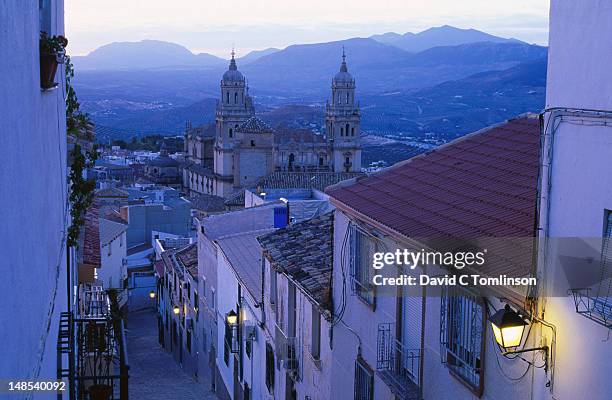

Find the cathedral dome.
[
  {"left": 333, "top": 51, "right": 354, "bottom": 84},
  {"left": 222, "top": 52, "right": 245, "bottom": 83}
]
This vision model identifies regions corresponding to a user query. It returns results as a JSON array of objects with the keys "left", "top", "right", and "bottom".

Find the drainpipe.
[{"left": 536, "top": 107, "right": 612, "bottom": 392}]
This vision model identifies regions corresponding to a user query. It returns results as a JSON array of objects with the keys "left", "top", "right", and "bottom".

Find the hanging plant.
[{"left": 40, "top": 32, "right": 67, "bottom": 89}]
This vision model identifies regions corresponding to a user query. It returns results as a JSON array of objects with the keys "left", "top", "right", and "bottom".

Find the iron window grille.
[
  {"left": 349, "top": 225, "right": 377, "bottom": 306},
  {"left": 376, "top": 323, "right": 421, "bottom": 400},
  {"left": 440, "top": 285, "right": 485, "bottom": 396},
  {"left": 354, "top": 357, "right": 374, "bottom": 400},
  {"left": 570, "top": 210, "right": 612, "bottom": 328}
]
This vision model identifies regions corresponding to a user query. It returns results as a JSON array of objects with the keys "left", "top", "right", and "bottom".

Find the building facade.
[{"left": 184, "top": 52, "right": 362, "bottom": 198}]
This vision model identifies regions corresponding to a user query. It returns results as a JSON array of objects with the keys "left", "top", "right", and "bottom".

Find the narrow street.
[{"left": 125, "top": 309, "right": 218, "bottom": 399}]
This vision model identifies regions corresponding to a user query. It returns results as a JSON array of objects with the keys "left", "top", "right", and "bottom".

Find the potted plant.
[
  {"left": 39, "top": 32, "right": 68, "bottom": 89},
  {"left": 89, "top": 383, "right": 112, "bottom": 400}
]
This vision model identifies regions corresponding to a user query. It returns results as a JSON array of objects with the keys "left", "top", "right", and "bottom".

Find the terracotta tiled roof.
[
  {"left": 327, "top": 116, "right": 540, "bottom": 238},
  {"left": 326, "top": 116, "right": 541, "bottom": 286},
  {"left": 190, "top": 193, "right": 226, "bottom": 213},
  {"left": 258, "top": 212, "right": 334, "bottom": 313},
  {"left": 237, "top": 117, "right": 273, "bottom": 134},
  {"left": 176, "top": 244, "right": 198, "bottom": 280},
  {"left": 82, "top": 202, "right": 101, "bottom": 267},
  {"left": 154, "top": 260, "right": 165, "bottom": 277},
  {"left": 257, "top": 171, "right": 364, "bottom": 192}
]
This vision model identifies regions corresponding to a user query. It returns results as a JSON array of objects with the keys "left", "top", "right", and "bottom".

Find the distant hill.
[
  {"left": 371, "top": 25, "right": 523, "bottom": 52},
  {"left": 72, "top": 40, "right": 226, "bottom": 71},
  {"left": 242, "top": 38, "right": 546, "bottom": 95},
  {"left": 239, "top": 48, "right": 280, "bottom": 64},
  {"left": 359, "top": 57, "right": 547, "bottom": 139}
]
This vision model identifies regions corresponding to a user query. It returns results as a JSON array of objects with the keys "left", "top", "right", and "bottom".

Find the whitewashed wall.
[
  {"left": 0, "top": 0, "right": 68, "bottom": 391},
  {"left": 99, "top": 231, "right": 127, "bottom": 288},
  {"left": 538, "top": 3, "right": 612, "bottom": 400}
]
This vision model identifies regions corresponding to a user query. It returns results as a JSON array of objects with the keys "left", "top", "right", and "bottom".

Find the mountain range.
[
  {"left": 72, "top": 25, "right": 548, "bottom": 155},
  {"left": 370, "top": 25, "right": 523, "bottom": 52}
]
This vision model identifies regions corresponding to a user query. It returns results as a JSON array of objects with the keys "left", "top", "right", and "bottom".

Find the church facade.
[{"left": 183, "top": 51, "right": 362, "bottom": 198}]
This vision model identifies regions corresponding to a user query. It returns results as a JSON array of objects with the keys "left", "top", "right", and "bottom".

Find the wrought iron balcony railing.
[
  {"left": 377, "top": 323, "right": 422, "bottom": 400},
  {"left": 58, "top": 287, "right": 129, "bottom": 399},
  {"left": 274, "top": 323, "right": 301, "bottom": 380},
  {"left": 570, "top": 288, "right": 612, "bottom": 329}
]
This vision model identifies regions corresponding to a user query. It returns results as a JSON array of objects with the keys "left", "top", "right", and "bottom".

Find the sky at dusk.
[{"left": 66, "top": 0, "right": 550, "bottom": 58}]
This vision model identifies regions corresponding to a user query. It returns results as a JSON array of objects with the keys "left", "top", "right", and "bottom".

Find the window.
[
  {"left": 349, "top": 226, "right": 376, "bottom": 306},
  {"left": 265, "top": 343, "right": 275, "bottom": 393},
  {"left": 346, "top": 92, "right": 349, "bottom": 104},
  {"left": 39, "top": 0, "right": 51, "bottom": 33},
  {"left": 351, "top": 127, "right": 355, "bottom": 136},
  {"left": 341, "top": 128, "right": 344, "bottom": 136},
  {"left": 224, "top": 318, "right": 231, "bottom": 365},
  {"left": 251, "top": 140, "right": 255, "bottom": 147},
  {"left": 440, "top": 286, "right": 485, "bottom": 395},
  {"left": 229, "top": 128, "right": 233, "bottom": 138},
  {"left": 187, "top": 329, "right": 192, "bottom": 354},
  {"left": 226, "top": 92, "right": 230, "bottom": 104},
  {"left": 346, "top": 123, "right": 350, "bottom": 135},
  {"left": 354, "top": 358, "right": 374, "bottom": 400},
  {"left": 270, "top": 270, "right": 277, "bottom": 306},
  {"left": 311, "top": 305, "right": 321, "bottom": 360},
  {"left": 246, "top": 338, "right": 252, "bottom": 359},
  {"left": 234, "top": 92, "right": 238, "bottom": 104}
]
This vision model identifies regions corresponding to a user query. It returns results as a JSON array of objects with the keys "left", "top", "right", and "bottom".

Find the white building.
[
  {"left": 326, "top": 115, "right": 543, "bottom": 400},
  {"left": 258, "top": 212, "right": 335, "bottom": 400},
  {"left": 536, "top": 2, "right": 612, "bottom": 399},
  {"left": 196, "top": 203, "right": 281, "bottom": 397},
  {"left": 98, "top": 218, "right": 128, "bottom": 289},
  {"left": 0, "top": 0, "right": 73, "bottom": 391}
]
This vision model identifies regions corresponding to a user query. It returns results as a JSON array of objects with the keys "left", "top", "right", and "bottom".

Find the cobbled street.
[{"left": 126, "top": 309, "right": 218, "bottom": 399}]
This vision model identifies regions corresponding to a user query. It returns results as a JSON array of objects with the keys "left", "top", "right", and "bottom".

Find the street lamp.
[
  {"left": 227, "top": 310, "right": 238, "bottom": 326},
  {"left": 149, "top": 290, "right": 156, "bottom": 299},
  {"left": 489, "top": 304, "right": 527, "bottom": 349},
  {"left": 489, "top": 304, "right": 549, "bottom": 373},
  {"left": 227, "top": 310, "right": 240, "bottom": 353}
]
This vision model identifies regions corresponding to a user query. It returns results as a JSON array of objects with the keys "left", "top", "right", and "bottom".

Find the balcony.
[
  {"left": 570, "top": 288, "right": 612, "bottom": 328},
  {"left": 377, "top": 323, "right": 421, "bottom": 400},
  {"left": 58, "top": 287, "right": 129, "bottom": 399},
  {"left": 274, "top": 323, "right": 301, "bottom": 380}
]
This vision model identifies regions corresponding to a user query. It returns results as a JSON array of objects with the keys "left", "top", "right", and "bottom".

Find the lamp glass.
[
  {"left": 173, "top": 305, "right": 180, "bottom": 315},
  {"left": 496, "top": 324, "right": 525, "bottom": 348},
  {"left": 149, "top": 291, "right": 156, "bottom": 299},
  {"left": 227, "top": 311, "right": 238, "bottom": 326}
]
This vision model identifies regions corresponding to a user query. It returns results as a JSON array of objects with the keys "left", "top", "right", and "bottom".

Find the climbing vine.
[{"left": 65, "top": 54, "right": 98, "bottom": 247}]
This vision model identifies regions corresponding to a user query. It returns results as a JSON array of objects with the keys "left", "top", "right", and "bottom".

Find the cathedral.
[{"left": 183, "top": 50, "right": 362, "bottom": 198}]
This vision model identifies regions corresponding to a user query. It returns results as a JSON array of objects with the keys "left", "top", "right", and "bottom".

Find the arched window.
[
  {"left": 229, "top": 128, "right": 233, "bottom": 138},
  {"left": 226, "top": 92, "right": 230, "bottom": 104},
  {"left": 340, "top": 128, "right": 344, "bottom": 136},
  {"left": 346, "top": 92, "right": 349, "bottom": 104},
  {"left": 346, "top": 124, "right": 350, "bottom": 136},
  {"left": 234, "top": 92, "right": 238, "bottom": 104},
  {"left": 351, "top": 127, "right": 355, "bottom": 136}
]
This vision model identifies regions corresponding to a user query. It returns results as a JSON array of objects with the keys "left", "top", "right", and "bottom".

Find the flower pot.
[
  {"left": 89, "top": 384, "right": 112, "bottom": 400},
  {"left": 40, "top": 52, "right": 59, "bottom": 89}
]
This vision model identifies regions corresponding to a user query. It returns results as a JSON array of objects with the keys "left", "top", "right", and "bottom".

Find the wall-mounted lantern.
[
  {"left": 489, "top": 304, "right": 549, "bottom": 372},
  {"left": 227, "top": 309, "right": 240, "bottom": 353},
  {"left": 149, "top": 290, "right": 156, "bottom": 299},
  {"left": 173, "top": 305, "right": 180, "bottom": 315}
]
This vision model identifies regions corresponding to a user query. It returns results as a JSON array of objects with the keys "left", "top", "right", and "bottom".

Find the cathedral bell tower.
[
  {"left": 326, "top": 49, "right": 361, "bottom": 172},
  {"left": 214, "top": 50, "right": 255, "bottom": 196}
]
